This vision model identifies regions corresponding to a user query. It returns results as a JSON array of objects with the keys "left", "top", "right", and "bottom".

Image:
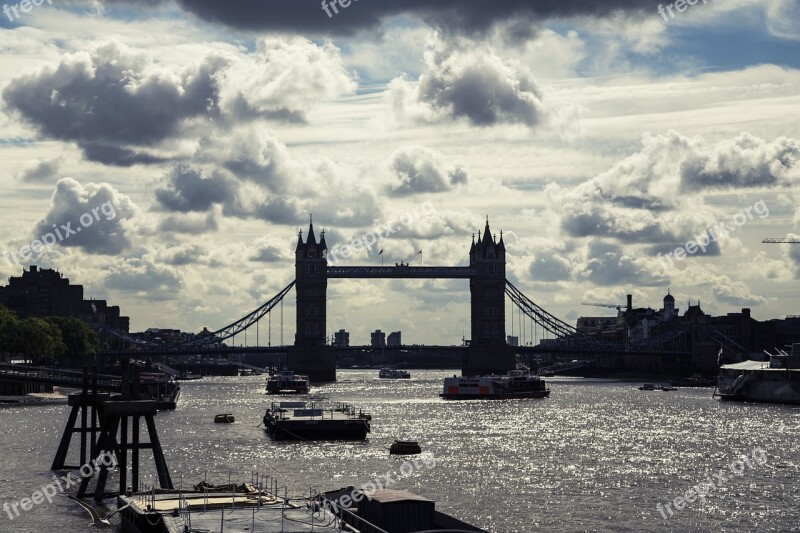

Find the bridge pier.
[
  {"left": 464, "top": 344, "right": 515, "bottom": 376},
  {"left": 288, "top": 345, "right": 336, "bottom": 383}
]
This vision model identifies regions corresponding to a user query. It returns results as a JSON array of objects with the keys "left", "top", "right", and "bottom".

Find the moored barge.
[{"left": 262, "top": 401, "right": 371, "bottom": 440}]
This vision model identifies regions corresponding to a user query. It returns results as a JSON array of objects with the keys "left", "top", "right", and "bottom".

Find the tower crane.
[
  {"left": 581, "top": 302, "right": 626, "bottom": 312},
  {"left": 763, "top": 238, "right": 800, "bottom": 244}
]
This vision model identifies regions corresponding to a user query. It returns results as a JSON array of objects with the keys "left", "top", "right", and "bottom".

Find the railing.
[{"left": 0, "top": 363, "right": 119, "bottom": 390}]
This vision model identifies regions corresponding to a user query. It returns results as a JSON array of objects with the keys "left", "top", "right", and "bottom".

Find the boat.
[
  {"left": 138, "top": 372, "right": 180, "bottom": 410},
  {"left": 262, "top": 402, "right": 371, "bottom": 440},
  {"left": 379, "top": 368, "right": 410, "bottom": 379},
  {"left": 639, "top": 383, "right": 676, "bottom": 391},
  {"left": 214, "top": 414, "right": 235, "bottom": 423},
  {"left": 440, "top": 370, "right": 550, "bottom": 400},
  {"left": 265, "top": 370, "right": 310, "bottom": 394},
  {"left": 717, "top": 344, "right": 800, "bottom": 405},
  {"left": 389, "top": 440, "right": 421, "bottom": 455}
]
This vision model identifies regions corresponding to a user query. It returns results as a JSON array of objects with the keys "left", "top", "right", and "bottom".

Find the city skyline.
[{"left": 0, "top": 0, "right": 799, "bottom": 343}]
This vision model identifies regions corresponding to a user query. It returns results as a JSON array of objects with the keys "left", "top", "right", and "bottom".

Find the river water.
[{"left": 0, "top": 370, "right": 798, "bottom": 532}]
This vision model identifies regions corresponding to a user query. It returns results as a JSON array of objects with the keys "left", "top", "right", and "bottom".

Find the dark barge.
[{"left": 262, "top": 401, "right": 371, "bottom": 440}]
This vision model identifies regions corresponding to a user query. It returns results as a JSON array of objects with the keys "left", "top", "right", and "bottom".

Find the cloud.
[
  {"left": 104, "top": 256, "right": 183, "bottom": 299},
  {"left": 576, "top": 240, "right": 664, "bottom": 286},
  {"left": 34, "top": 177, "right": 136, "bottom": 255},
  {"left": 387, "top": 145, "right": 468, "bottom": 196},
  {"left": 547, "top": 131, "right": 799, "bottom": 249},
  {"left": 157, "top": 210, "right": 219, "bottom": 235},
  {"left": 3, "top": 38, "right": 354, "bottom": 165},
  {"left": 161, "top": 0, "right": 673, "bottom": 36},
  {"left": 712, "top": 280, "right": 767, "bottom": 307},
  {"left": 680, "top": 133, "right": 800, "bottom": 191},
  {"left": 155, "top": 166, "right": 239, "bottom": 213},
  {"left": 389, "top": 35, "right": 546, "bottom": 127},
  {"left": 3, "top": 41, "right": 225, "bottom": 165},
  {"left": 217, "top": 36, "right": 357, "bottom": 122},
  {"left": 15, "top": 158, "right": 61, "bottom": 182}
]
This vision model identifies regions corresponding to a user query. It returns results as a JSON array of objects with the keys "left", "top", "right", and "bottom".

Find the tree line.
[{"left": 0, "top": 304, "right": 99, "bottom": 365}]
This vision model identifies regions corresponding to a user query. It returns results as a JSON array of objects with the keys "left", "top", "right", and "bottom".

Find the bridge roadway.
[
  {"left": 99, "top": 344, "right": 687, "bottom": 358},
  {"left": 99, "top": 345, "right": 468, "bottom": 358},
  {"left": 327, "top": 266, "right": 476, "bottom": 278},
  {"left": 0, "top": 363, "right": 119, "bottom": 391}
]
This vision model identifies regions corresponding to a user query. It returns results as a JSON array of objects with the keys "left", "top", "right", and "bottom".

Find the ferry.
[
  {"left": 266, "top": 370, "right": 310, "bottom": 394},
  {"left": 262, "top": 402, "right": 371, "bottom": 440},
  {"left": 717, "top": 343, "right": 800, "bottom": 405},
  {"left": 379, "top": 368, "right": 411, "bottom": 379},
  {"left": 440, "top": 370, "right": 550, "bottom": 400}
]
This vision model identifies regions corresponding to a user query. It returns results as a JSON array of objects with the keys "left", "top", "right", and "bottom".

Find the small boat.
[
  {"left": 389, "top": 440, "right": 421, "bottom": 455},
  {"left": 214, "top": 414, "right": 235, "bottom": 423},
  {"left": 440, "top": 370, "right": 550, "bottom": 400},
  {"left": 262, "top": 402, "right": 371, "bottom": 441},
  {"left": 638, "top": 384, "right": 656, "bottom": 391},
  {"left": 659, "top": 383, "right": 677, "bottom": 391},
  {"left": 379, "top": 368, "right": 411, "bottom": 379},
  {"left": 266, "top": 370, "right": 310, "bottom": 394}
]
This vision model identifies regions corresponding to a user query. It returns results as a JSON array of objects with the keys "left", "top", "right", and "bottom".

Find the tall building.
[
  {"left": 371, "top": 330, "right": 386, "bottom": 348},
  {"left": 333, "top": 329, "right": 350, "bottom": 347},
  {"left": 387, "top": 331, "right": 401, "bottom": 347},
  {"left": 0, "top": 265, "right": 129, "bottom": 331}
]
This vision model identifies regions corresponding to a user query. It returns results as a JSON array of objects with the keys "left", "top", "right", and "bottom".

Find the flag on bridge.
[{"left": 379, "top": 249, "right": 383, "bottom": 254}]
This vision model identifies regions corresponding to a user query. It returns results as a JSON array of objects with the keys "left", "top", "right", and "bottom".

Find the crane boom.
[{"left": 762, "top": 238, "right": 800, "bottom": 244}]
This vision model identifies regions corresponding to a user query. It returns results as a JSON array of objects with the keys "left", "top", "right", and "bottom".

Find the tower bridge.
[
  {"left": 292, "top": 218, "right": 512, "bottom": 381},
  {"left": 97, "top": 218, "right": 714, "bottom": 382}
]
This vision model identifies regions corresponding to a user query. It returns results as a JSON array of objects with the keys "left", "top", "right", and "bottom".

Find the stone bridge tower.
[
  {"left": 465, "top": 218, "right": 515, "bottom": 376},
  {"left": 290, "top": 220, "right": 335, "bottom": 382}
]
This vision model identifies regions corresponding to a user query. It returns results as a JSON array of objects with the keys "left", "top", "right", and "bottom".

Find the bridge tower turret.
[
  {"left": 290, "top": 219, "right": 335, "bottom": 381},
  {"left": 465, "top": 218, "right": 515, "bottom": 376}
]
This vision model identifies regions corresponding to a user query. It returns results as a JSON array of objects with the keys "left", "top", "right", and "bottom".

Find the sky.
[{"left": 1, "top": 0, "right": 799, "bottom": 346}]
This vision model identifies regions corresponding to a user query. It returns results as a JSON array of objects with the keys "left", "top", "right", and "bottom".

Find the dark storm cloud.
[
  {"left": 2, "top": 42, "right": 225, "bottom": 166},
  {"left": 155, "top": 166, "right": 238, "bottom": 213},
  {"left": 167, "top": 0, "right": 665, "bottom": 36}
]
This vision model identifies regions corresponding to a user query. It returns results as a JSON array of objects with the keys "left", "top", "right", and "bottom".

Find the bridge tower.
[
  {"left": 289, "top": 220, "right": 336, "bottom": 382},
  {"left": 465, "top": 218, "right": 515, "bottom": 376}
]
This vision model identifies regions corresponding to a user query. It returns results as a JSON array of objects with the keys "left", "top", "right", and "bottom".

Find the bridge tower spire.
[{"left": 465, "top": 217, "right": 514, "bottom": 376}]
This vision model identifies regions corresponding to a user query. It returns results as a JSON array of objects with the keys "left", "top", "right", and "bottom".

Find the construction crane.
[
  {"left": 581, "top": 302, "right": 626, "bottom": 312},
  {"left": 763, "top": 238, "right": 800, "bottom": 244}
]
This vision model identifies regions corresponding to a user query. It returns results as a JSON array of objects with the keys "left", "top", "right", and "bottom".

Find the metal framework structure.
[
  {"left": 327, "top": 266, "right": 476, "bottom": 279},
  {"left": 176, "top": 281, "right": 296, "bottom": 348}
]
